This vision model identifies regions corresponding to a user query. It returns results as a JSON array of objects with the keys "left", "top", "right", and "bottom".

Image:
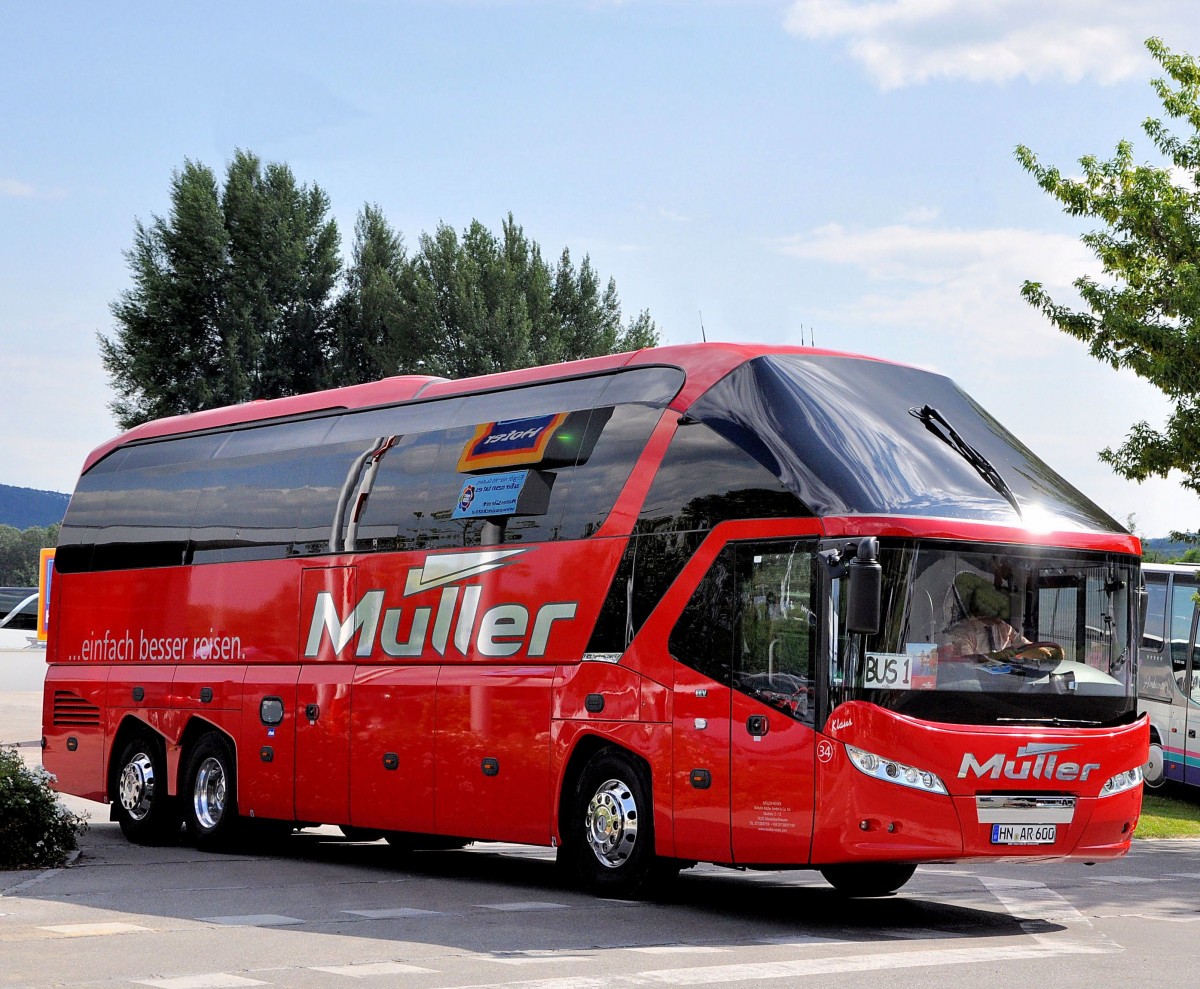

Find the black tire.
[
  {"left": 560, "top": 749, "right": 671, "bottom": 899},
  {"left": 184, "top": 732, "right": 240, "bottom": 851},
  {"left": 820, "top": 863, "right": 916, "bottom": 897},
  {"left": 1143, "top": 736, "right": 1167, "bottom": 791},
  {"left": 383, "top": 831, "right": 470, "bottom": 851},
  {"left": 340, "top": 825, "right": 385, "bottom": 842},
  {"left": 113, "top": 735, "right": 180, "bottom": 845}
]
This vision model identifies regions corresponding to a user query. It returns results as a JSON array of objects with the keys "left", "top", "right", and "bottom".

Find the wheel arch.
[
  {"left": 176, "top": 716, "right": 234, "bottom": 797},
  {"left": 556, "top": 734, "right": 654, "bottom": 845},
  {"left": 106, "top": 716, "right": 167, "bottom": 804}
]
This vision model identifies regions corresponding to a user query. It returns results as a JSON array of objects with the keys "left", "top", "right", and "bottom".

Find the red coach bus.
[{"left": 44, "top": 343, "right": 1146, "bottom": 897}]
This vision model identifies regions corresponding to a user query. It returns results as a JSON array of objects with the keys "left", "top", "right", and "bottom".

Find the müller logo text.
[
  {"left": 304, "top": 549, "right": 578, "bottom": 660},
  {"left": 957, "top": 742, "right": 1101, "bottom": 782}
]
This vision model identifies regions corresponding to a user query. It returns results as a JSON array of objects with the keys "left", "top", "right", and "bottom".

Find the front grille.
[{"left": 52, "top": 690, "right": 101, "bottom": 727}]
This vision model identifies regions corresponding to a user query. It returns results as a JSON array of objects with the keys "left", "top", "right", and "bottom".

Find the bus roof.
[{"left": 80, "top": 343, "right": 883, "bottom": 473}]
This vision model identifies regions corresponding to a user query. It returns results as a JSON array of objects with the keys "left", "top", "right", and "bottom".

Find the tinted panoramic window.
[
  {"left": 637, "top": 419, "right": 810, "bottom": 535},
  {"left": 688, "top": 355, "right": 1125, "bottom": 531},
  {"left": 57, "top": 366, "right": 684, "bottom": 573}
]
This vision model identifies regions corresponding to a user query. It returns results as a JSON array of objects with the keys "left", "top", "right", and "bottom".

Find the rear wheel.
[
  {"left": 560, "top": 749, "right": 674, "bottom": 898},
  {"left": 1143, "top": 735, "right": 1167, "bottom": 790},
  {"left": 184, "top": 732, "right": 240, "bottom": 850},
  {"left": 820, "top": 863, "right": 916, "bottom": 897},
  {"left": 113, "top": 735, "right": 179, "bottom": 845}
]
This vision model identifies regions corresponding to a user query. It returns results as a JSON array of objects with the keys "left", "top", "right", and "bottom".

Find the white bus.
[{"left": 1139, "top": 562, "right": 1200, "bottom": 789}]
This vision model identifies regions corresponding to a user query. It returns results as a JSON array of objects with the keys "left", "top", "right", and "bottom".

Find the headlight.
[
  {"left": 845, "top": 743, "right": 948, "bottom": 795},
  {"left": 1099, "top": 766, "right": 1143, "bottom": 797}
]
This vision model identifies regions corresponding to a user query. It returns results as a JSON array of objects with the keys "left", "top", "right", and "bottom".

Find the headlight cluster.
[
  {"left": 844, "top": 743, "right": 948, "bottom": 795},
  {"left": 1099, "top": 766, "right": 1143, "bottom": 797}
]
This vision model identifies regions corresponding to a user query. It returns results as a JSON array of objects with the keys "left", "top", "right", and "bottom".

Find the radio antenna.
[{"left": 699, "top": 310, "right": 707, "bottom": 343}]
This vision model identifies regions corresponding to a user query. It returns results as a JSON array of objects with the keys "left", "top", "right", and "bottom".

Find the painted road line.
[
  {"left": 38, "top": 922, "right": 151, "bottom": 937},
  {"left": 134, "top": 976, "right": 267, "bottom": 988},
  {"left": 312, "top": 962, "right": 436, "bottom": 977},
  {"left": 197, "top": 914, "right": 304, "bottom": 926},
  {"left": 884, "top": 928, "right": 968, "bottom": 940},
  {"left": 1086, "top": 876, "right": 1156, "bottom": 884},
  {"left": 977, "top": 877, "right": 1091, "bottom": 926},
  {"left": 434, "top": 940, "right": 1116, "bottom": 989},
  {"left": 628, "top": 947, "right": 729, "bottom": 955},
  {"left": 478, "top": 901, "right": 570, "bottom": 911},
  {"left": 341, "top": 908, "right": 443, "bottom": 919},
  {"left": 492, "top": 956, "right": 593, "bottom": 966}
]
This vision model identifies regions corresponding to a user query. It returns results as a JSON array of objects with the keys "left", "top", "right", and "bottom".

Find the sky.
[{"left": 3, "top": 0, "right": 1200, "bottom": 536}]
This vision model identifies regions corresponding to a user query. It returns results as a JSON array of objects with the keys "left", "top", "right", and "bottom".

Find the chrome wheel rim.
[
  {"left": 1144, "top": 743, "right": 1166, "bottom": 787},
  {"left": 585, "top": 778, "right": 638, "bottom": 869},
  {"left": 119, "top": 752, "right": 156, "bottom": 821},
  {"left": 193, "top": 756, "right": 227, "bottom": 830}
]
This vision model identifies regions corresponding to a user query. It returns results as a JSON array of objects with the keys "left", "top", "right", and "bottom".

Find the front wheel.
[
  {"left": 114, "top": 735, "right": 179, "bottom": 845},
  {"left": 820, "top": 863, "right": 916, "bottom": 897},
  {"left": 560, "top": 749, "right": 672, "bottom": 899},
  {"left": 184, "top": 732, "right": 240, "bottom": 850}
]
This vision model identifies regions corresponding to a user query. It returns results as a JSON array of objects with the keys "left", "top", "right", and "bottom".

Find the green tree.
[
  {"left": 1016, "top": 39, "right": 1200, "bottom": 528},
  {"left": 104, "top": 154, "right": 658, "bottom": 426},
  {"left": 407, "top": 213, "right": 659, "bottom": 379},
  {"left": 221, "top": 151, "right": 340, "bottom": 399},
  {"left": 102, "top": 150, "right": 340, "bottom": 429},
  {"left": 0, "top": 524, "right": 58, "bottom": 586},
  {"left": 334, "top": 204, "right": 424, "bottom": 385},
  {"left": 102, "top": 160, "right": 230, "bottom": 426}
]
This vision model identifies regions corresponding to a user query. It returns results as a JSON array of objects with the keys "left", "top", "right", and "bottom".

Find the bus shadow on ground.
[
  {"left": 2, "top": 822, "right": 1072, "bottom": 953},
  {"left": 167, "top": 826, "right": 1043, "bottom": 944}
]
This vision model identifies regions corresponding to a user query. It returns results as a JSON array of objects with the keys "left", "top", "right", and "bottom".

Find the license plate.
[{"left": 991, "top": 824, "right": 1056, "bottom": 845}]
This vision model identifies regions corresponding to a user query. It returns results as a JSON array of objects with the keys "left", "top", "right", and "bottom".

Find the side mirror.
[{"left": 846, "top": 536, "right": 882, "bottom": 635}]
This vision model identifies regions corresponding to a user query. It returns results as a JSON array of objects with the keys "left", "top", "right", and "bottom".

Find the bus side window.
[
  {"left": 1142, "top": 575, "right": 1167, "bottom": 651},
  {"left": 734, "top": 544, "right": 815, "bottom": 724},
  {"left": 668, "top": 546, "right": 737, "bottom": 686},
  {"left": 1169, "top": 579, "right": 1197, "bottom": 672},
  {"left": 666, "top": 541, "right": 817, "bottom": 723}
]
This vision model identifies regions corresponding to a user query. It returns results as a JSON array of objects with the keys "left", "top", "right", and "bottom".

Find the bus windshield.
[{"left": 834, "top": 541, "right": 1138, "bottom": 728}]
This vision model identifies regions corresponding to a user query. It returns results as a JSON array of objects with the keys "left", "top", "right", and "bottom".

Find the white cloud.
[
  {"left": 1, "top": 178, "right": 38, "bottom": 198},
  {"left": 899, "top": 205, "right": 939, "bottom": 223},
  {"left": 774, "top": 218, "right": 1200, "bottom": 530},
  {"left": 783, "top": 0, "right": 1179, "bottom": 89},
  {"left": 657, "top": 207, "right": 691, "bottom": 223},
  {"left": 1, "top": 177, "right": 66, "bottom": 200}
]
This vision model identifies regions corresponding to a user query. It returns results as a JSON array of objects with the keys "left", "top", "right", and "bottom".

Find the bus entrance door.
[
  {"left": 297, "top": 566, "right": 356, "bottom": 825},
  {"left": 729, "top": 690, "right": 815, "bottom": 864},
  {"left": 1182, "top": 606, "right": 1200, "bottom": 787}
]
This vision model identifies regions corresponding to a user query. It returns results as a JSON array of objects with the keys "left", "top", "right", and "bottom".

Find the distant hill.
[
  {"left": 0, "top": 484, "right": 69, "bottom": 529},
  {"left": 1142, "top": 536, "right": 1192, "bottom": 561}
]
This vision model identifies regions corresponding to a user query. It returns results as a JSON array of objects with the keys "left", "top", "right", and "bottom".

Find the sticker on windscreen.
[{"left": 864, "top": 644, "right": 938, "bottom": 690}]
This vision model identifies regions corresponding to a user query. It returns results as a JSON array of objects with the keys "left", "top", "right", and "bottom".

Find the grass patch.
[{"left": 1135, "top": 787, "right": 1200, "bottom": 839}]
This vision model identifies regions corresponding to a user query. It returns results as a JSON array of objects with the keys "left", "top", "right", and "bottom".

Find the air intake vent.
[{"left": 53, "top": 690, "right": 101, "bottom": 727}]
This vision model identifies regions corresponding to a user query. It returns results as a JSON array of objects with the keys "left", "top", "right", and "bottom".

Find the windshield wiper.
[{"left": 909, "top": 404, "right": 1022, "bottom": 519}]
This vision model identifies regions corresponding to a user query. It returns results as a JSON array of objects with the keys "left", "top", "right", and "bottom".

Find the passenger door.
[
  {"left": 668, "top": 535, "right": 818, "bottom": 866},
  {"left": 728, "top": 543, "right": 816, "bottom": 865},
  {"left": 1184, "top": 606, "right": 1200, "bottom": 788}
]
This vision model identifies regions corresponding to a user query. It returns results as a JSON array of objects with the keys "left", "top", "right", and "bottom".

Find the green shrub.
[{"left": 0, "top": 746, "right": 88, "bottom": 869}]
